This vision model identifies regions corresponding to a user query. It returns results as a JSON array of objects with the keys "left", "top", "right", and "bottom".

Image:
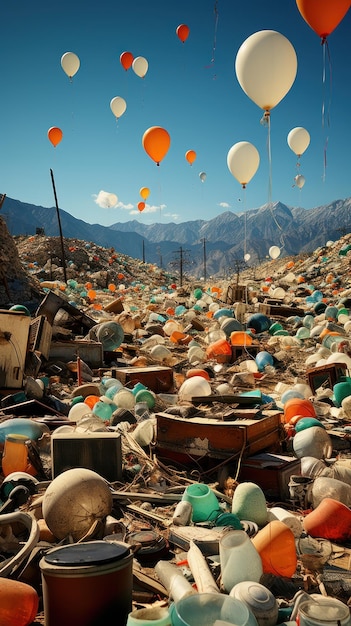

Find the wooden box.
[
  {"left": 155, "top": 410, "right": 281, "bottom": 465},
  {"left": 112, "top": 366, "right": 174, "bottom": 393},
  {"left": 239, "top": 452, "right": 301, "bottom": 501}
]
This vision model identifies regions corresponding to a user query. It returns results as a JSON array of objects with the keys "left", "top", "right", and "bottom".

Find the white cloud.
[
  {"left": 93, "top": 190, "right": 118, "bottom": 208},
  {"left": 218, "top": 201, "right": 231, "bottom": 208}
]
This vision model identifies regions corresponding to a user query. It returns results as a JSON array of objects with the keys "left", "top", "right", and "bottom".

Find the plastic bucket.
[
  {"left": 252, "top": 521, "right": 297, "bottom": 578},
  {"left": 40, "top": 541, "right": 133, "bottom": 626},
  {"left": 170, "top": 593, "right": 258, "bottom": 626},
  {"left": 181, "top": 483, "right": 220, "bottom": 523},
  {"left": 127, "top": 606, "right": 171, "bottom": 626}
]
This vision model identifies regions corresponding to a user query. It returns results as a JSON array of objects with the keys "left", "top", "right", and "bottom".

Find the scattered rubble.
[{"left": 0, "top": 224, "right": 351, "bottom": 625}]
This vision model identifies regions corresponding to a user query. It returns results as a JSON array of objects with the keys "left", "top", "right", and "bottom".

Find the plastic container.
[
  {"left": 333, "top": 377, "right": 351, "bottom": 407},
  {"left": 0, "top": 418, "right": 49, "bottom": 443},
  {"left": 135, "top": 389, "right": 156, "bottom": 409},
  {"left": 284, "top": 398, "right": 316, "bottom": 423},
  {"left": 154, "top": 561, "right": 196, "bottom": 603},
  {"left": 230, "top": 581, "right": 278, "bottom": 626},
  {"left": 127, "top": 606, "right": 171, "bottom": 626},
  {"left": 311, "top": 476, "right": 351, "bottom": 509},
  {"left": 181, "top": 483, "right": 220, "bottom": 523},
  {"left": 267, "top": 507, "right": 303, "bottom": 538},
  {"left": 252, "top": 520, "right": 297, "bottom": 578},
  {"left": 230, "top": 331, "right": 253, "bottom": 346},
  {"left": 0, "top": 578, "right": 39, "bottom": 626},
  {"left": 206, "top": 338, "right": 232, "bottom": 363},
  {"left": 170, "top": 592, "right": 259, "bottom": 626},
  {"left": 2, "top": 434, "right": 37, "bottom": 477},
  {"left": 221, "top": 318, "right": 243, "bottom": 337},
  {"left": 219, "top": 530, "right": 263, "bottom": 593},
  {"left": 247, "top": 314, "right": 271, "bottom": 334},
  {"left": 43, "top": 468, "right": 113, "bottom": 541},
  {"left": 255, "top": 352, "right": 274, "bottom": 372},
  {"left": 178, "top": 376, "right": 212, "bottom": 400},
  {"left": 231, "top": 482, "right": 268, "bottom": 527},
  {"left": 293, "top": 426, "right": 332, "bottom": 460},
  {"left": 298, "top": 599, "right": 350, "bottom": 626},
  {"left": 303, "top": 497, "right": 351, "bottom": 541},
  {"left": 95, "top": 321, "right": 124, "bottom": 350},
  {"left": 40, "top": 541, "right": 133, "bottom": 626}
]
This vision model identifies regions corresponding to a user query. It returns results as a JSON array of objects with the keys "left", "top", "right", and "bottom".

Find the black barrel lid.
[{"left": 44, "top": 540, "right": 130, "bottom": 566}]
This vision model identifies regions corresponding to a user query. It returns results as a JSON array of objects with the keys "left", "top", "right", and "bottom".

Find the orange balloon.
[
  {"left": 140, "top": 187, "right": 150, "bottom": 200},
  {"left": 296, "top": 0, "right": 351, "bottom": 40},
  {"left": 138, "top": 201, "right": 145, "bottom": 212},
  {"left": 142, "top": 126, "right": 171, "bottom": 166},
  {"left": 185, "top": 149, "right": 196, "bottom": 166},
  {"left": 120, "top": 51, "right": 134, "bottom": 70},
  {"left": 176, "top": 24, "right": 190, "bottom": 43},
  {"left": 48, "top": 127, "right": 63, "bottom": 147}
]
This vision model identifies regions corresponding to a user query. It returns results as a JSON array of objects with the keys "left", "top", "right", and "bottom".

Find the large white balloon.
[
  {"left": 110, "top": 96, "right": 127, "bottom": 119},
  {"left": 235, "top": 30, "right": 297, "bottom": 112},
  {"left": 132, "top": 56, "right": 148, "bottom": 78},
  {"left": 227, "top": 141, "right": 260, "bottom": 187},
  {"left": 61, "top": 52, "right": 80, "bottom": 79},
  {"left": 269, "top": 245, "right": 281, "bottom": 259},
  {"left": 294, "top": 174, "right": 305, "bottom": 189},
  {"left": 288, "top": 127, "right": 310, "bottom": 157}
]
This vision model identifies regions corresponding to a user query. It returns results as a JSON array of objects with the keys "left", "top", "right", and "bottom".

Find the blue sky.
[{"left": 1, "top": 0, "right": 351, "bottom": 226}]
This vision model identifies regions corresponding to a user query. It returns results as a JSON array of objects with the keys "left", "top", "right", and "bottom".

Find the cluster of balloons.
[
  {"left": 119, "top": 51, "right": 148, "bottom": 78},
  {"left": 137, "top": 186, "right": 150, "bottom": 212},
  {"left": 288, "top": 126, "right": 310, "bottom": 190}
]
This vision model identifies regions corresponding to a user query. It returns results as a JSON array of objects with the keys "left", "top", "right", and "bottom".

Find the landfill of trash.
[{"left": 0, "top": 231, "right": 351, "bottom": 626}]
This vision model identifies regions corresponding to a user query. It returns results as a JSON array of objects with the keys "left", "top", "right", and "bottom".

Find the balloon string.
[
  {"left": 243, "top": 185, "right": 247, "bottom": 256},
  {"left": 211, "top": 1, "right": 219, "bottom": 71},
  {"left": 264, "top": 111, "right": 284, "bottom": 248},
  {"left": 321, "top": 38, "right": 332, "bottom": 182}
]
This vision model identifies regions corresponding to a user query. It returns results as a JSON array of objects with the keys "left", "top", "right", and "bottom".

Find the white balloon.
[
  {"left": 294, "top": 174, "right": 305, "bottom": 189},
  {"left": 235, "top": 30, "right": 297, "bottom": 112},
  {"left": 61, "top": 52, "right": 80, "bottom": 78},
  {"left": 269, "top": 245, "right": 281, "bottom": 259},
  {"left": 244, "top": 253, "right": 251, "bottom": 261},
  {"left": 227, "top": 141, "right": 260, "bottom": 187},
  {"left": 199, "top": 171, "right": 206, "bottom": 182},
  {"left": 132, "top": 56, "right": 148, "bottom": 78},
  {"left": 287, "top": 127, "right": 310, "bottom": 157},
  {"left": 110, "top": 96, "right": 127, "bottom": 119}
]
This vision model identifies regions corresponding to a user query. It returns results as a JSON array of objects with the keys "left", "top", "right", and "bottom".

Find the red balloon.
[
  {"left": 185, "top": 149, "right": 196, "bottom": 166},
  {"left": 176, "top": 24, "right": 190, "bottom": 43},
  {"left": 138, "top": 201, "right": 145, "bottom": 212},
  {"left": 296, "top": 0, "right": 351, "bottom": 40},
  {"left": 48, "top": 127, "right": 63, "bottom": 147},
  {"left": 120, "top": 51, "right": 134, "bottom": 71}
]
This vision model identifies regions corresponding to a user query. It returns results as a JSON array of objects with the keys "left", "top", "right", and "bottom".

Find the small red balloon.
[
  {"left": 176, "top": 24, "right": 190, "bottom": 43},
  {"left": 120, "top": 51, "right": 134, "bottom": 71},
  {"left": 138, "top": 201, "right": 145, "bottom": 212}
]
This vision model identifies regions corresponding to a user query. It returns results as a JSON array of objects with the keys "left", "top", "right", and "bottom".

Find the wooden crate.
[
  {"left": 112, "top": 366, "right": 174, "bottom": 393},
  {"left": 155, "top": 410, "right": 282, "bottom": 464}
]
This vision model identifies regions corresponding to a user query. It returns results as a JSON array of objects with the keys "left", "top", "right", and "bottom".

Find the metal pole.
[
  {"left": 202, "top": 238, "right": 207, "bottom": 281},
  {"left": 50, "top": 169, "right": 67, "bottom": 283}
]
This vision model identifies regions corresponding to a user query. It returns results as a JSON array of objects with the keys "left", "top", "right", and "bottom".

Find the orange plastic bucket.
[
  {"left": 252, "top": 520, "right": 297, "bottom": 578},
  {"left": 230, "top": 331, "right": 253, "bottom": 346},
  {"left": 284, "top": 398, "right": 316, "bottom": 424}
]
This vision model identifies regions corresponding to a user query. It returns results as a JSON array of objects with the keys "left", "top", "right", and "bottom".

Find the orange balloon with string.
[
  {"left": 185, "top": 150, "right": 196, "bottom": 166},
  {"left": 138, "top": 201, "right": 145, "bottom": 212},
  {"left": 296, "top": 0, "right": 351, "bottom": 40},
  {"left": 48, "top": 127, "right": 63, "bottom": 147},
  {"left": 142, "top": 126, "right": 170, "bottom": 166}
]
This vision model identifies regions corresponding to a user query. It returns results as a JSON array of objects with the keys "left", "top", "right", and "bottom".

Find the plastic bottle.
[
  {"left": 219, "top": 530, "right": 263, "bottom": 593},
  {"left": 0, "top": 578, "right": 39, "bottom": 626}
]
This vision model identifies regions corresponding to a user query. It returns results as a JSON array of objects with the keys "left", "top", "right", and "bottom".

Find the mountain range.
[{"left": 2, "top": 195, "right": 351, "bottom": 278}]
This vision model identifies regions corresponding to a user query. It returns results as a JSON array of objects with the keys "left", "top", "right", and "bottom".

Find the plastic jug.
[
  {"left": 219, "top": 530, "right": 263, "bottom": 593},
  {"left": 0, "top": 578, "right": 39, "bottom": 626}
]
